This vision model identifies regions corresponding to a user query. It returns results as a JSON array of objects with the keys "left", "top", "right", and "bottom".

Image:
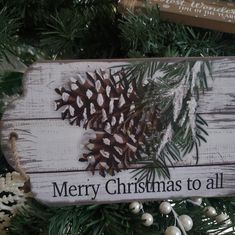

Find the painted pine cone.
[{"left": 55, "top": 69, "right": 160, "bottom": 177}]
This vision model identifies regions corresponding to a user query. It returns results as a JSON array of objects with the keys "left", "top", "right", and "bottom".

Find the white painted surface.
[
  {"left": 2, "top": 61, "right": 125, "bottom": 120},
  {"left": 1, "top": 114, "right": 235, "bottom": 172},
  {"left": 1, "top": 58, "right": 235, "bottom": 204},
  {"left": 2, "top": 59, "right": 235, "bottom": 121},
  {"left": 30, "top": 165, "right": 235, "bottom": 205}
]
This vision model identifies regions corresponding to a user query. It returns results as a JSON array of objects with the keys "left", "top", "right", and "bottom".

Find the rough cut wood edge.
[
  {"left": 1, "top": 58, "right": 235, "bottom": 173},
  {"left": 119, "top": 0, "right": 235, "bottom": 34},
  {"left": 2, "top": 58, "right": 235, "bottom": 121},
  {"left": 1, "top": 60, "right": 127, "bottom": 121},
  {"left": 29, "top": 164, "right": 235, "bottom": 205}
]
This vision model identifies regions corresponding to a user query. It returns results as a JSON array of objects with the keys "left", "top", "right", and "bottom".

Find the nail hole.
[{"left": 9, "top": 132, "right": 18, "bottom": 140}]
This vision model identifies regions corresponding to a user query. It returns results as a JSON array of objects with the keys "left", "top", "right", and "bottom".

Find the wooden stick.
[{"left": 119, "top": 0, "right": 235, "bottom": 34}]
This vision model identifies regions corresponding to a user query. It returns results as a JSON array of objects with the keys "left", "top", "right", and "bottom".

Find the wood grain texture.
[
  {"left": 2, "top": 59, "right": 235, "bottom": 121},
  {"left": 1, "top": 57, "right": 235, "bottom": 204},
  {"left": 30, "top": 165, "right": 235, "bottom": 205},
  {"left": 1, "top": 114, "right": 235, "bottom": 172},
  {"left": 2, "top": 61, "right": 125, "bottom": 120}
]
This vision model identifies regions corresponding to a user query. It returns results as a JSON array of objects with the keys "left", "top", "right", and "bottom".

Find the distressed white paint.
[
  {"left": 198, "top": 60, "right": 235, "bottom": 114},
  {"left": 30, "top": 165, "right": 235, "bottom": 205},
  {"left": 2, "top": 59, "right": 235, "bottom": 121},
  {"left": 1, "top": 114, "right": 235, "bottom": 172},
  {"left": 1, "top": 119, "right": 87, "bottom": 172},
  {"left": 2, "top": 61, "right": 125, "bottom": 120},
  {"left": 1, "top": 58, "right": 235, "bottom": 205}
]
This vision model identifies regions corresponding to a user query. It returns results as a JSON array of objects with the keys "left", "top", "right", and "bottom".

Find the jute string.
[{"left": 9, "top": 132, "right": 29, "bottom": 181}]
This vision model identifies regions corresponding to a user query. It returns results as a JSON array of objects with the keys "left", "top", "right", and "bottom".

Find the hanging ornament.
[
  {"left": 119, "top": 0, "right": 235, "bottom": 34},
  {"left": 141, "top": 213, "right": 153, "bottom": 226},
  {"left": 55, "top": 69, "right": 161, "bottom": 177},
  {"left": 190, "top": 197, "right": 202, "bottom": 206},
  {"left": 215, "top": 213, "right": 228, "bottom": 224},
  {"left": 129, "top": 201, "right": 142, "bottom": 214},
  {"left": 178, "top": 215, "right": 193, "bottom": 231},
  {"left": 204, "top": 206, "right": 217, "bottom": 218},
  {"left": 0, "top": 172, "right": 32, "bottom": 233},
  {"left": 165, "top": 226, "right": 182, "bottom": 235},
  {"left": 159, "top": 201, "right": 172, "bottom": 215}
]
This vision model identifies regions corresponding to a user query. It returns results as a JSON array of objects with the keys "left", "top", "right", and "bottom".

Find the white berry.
[
  {"left": 129, "top": 201, "right": 141, "bottom": 214},
  {"left": 216, "top": 213, "right": 228, "bottom": 223},
  {"left": 159, "top": 202, "right": 172, "bottom": 215},
  {"left": 165, "top": 226, "right": 182, "bottom": 235},
  {"left": 178, "top": 215, "right": 193, "bottom": 231},
  {"left": 204, "top": 206, "right": 217, "bottom": 218},
  {"left": 87, "top": 155, "right": 95, "bottom": 164},
  {"left": 190, "top": 197, "right": 202, "bottom": 205},
  {"left": 141, "top": 213, "right": 153, "bottom": 226}
]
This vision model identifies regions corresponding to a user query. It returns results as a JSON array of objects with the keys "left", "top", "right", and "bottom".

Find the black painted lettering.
[
  {"left": 153, "top": 181, "right": 166, "bottom": 192},
  {"left": 106, "top": 179, "right": 116, "bottom": 195},
  {"left": 127, "top": 182, "right": 134, "bottom": 193},
  {"left": 52, "top": 181, "right": 68, "bottom": 197},
  {"left": 138, "top": 181, "right": 145, "bottom": 193},
  {"left": 166, "top": 180, "right": 174, "bottom": 191},
  {"left": 175, "top": 180, "right": 182, "bottom": 191},
  {"left": 91, "top": 184, "right": 100, "bottom": 200},
  {"left": 117, "top": 178, "right": 127, "bottom": 194},
  {"left": 77, "top": 185, "right": 85, "bottom": 196},
  {"left": 68, "top": 185, "right": 77, "bottom": 196}
]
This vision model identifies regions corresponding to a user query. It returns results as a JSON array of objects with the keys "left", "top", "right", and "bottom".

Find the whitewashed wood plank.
[
  {"left": 2, "top": 58, "right": 235, "bottom": 121},
  {"left": 1, "top": 114, "right": 235, "bottom": 172},
  {"left": 1, "top": 119, "right": 87, "bottom": 172},
  {"left": 212, "top": 59, "right": 235, "bottom": 73},
  {"left": 29, "top": 164, "right": 235, "bottom": 205},
  {"left": 177, "top": 113, "right": 235, "bottom": 166},
  {"left": 2, "top": 61, "right": 125, "bottom": 120},
  {"left": 198, "top": 59, "right": 235, "bottom": 114},
  {"left": 1, "top": 58, "right": 235, "bottom": 203}
]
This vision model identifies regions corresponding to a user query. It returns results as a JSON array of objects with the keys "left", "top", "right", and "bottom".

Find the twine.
[{"left": 9, "top": 132, "right": 29, "bottom": 181}]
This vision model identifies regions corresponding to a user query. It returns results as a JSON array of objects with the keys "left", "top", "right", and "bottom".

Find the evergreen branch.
[
  {"left": 41, "top": 10, "right": 87, "bottom": 59},
  {"left": 0, "top": 72, "right": 23, "bottom": 96},
  {"left": 6, "top": 199, "right": 159, "bottom": 235},
  {"left": 0, "top": 7, "right": 20, "bottom": 60},
  {"left": 115, "top": 60, "right": 212, "bottom": 182},
  {"left": 0, "top": 71, "right": 23, "bottom": 174},
  {"left": 41, "top": 2, "right": 119, "bottom": 59},
  {"left": 0, "top": 2, "right": 235, "bottom": 234},
  {"left": 119, "top": 5, "right": 235, "bottom": 57},
  {"left": 7, "top": 198, "right": 235, "bottom": 235}
]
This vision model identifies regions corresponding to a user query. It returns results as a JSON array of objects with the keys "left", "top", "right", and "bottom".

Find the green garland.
[{"left": 0, "top": 1, "right": 235, "bottom": 234}]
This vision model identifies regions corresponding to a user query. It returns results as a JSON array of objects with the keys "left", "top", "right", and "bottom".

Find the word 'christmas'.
[{"left": 52, "top": 173, "right": 223, "bottom": 200}]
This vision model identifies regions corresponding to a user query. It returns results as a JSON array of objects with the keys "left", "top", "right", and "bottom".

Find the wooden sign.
[
  {"left": 1, "top": 57, "right": 235, "bottom": 205},
  {"left": 120, "top": 0, "right": 235, "bottom": 34}
]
